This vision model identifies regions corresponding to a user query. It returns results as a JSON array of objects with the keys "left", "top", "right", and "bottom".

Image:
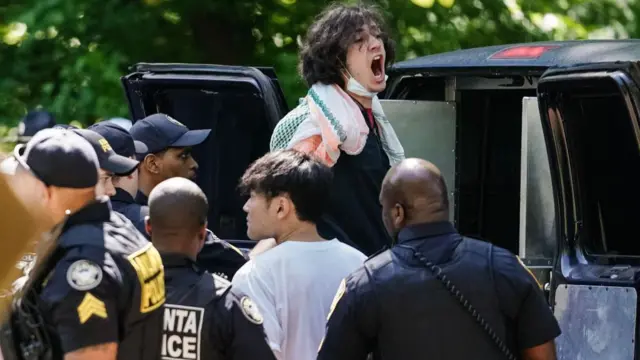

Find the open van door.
[
  {"left": 379, "top": 100, "right": 457, "bottom": 219},
  {"left": 121, "top": 63, "right": 289, "bottom": 251},
  {"left": 537, "top": 62, "right": 640, "bottom": 360},
  {"left": 519, "top": 96, "right": 556, "bottom": 294}
]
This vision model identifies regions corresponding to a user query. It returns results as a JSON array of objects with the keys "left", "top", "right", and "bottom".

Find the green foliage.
[{"left": 0, "top": 0, "right": 636, "bottom": 127}]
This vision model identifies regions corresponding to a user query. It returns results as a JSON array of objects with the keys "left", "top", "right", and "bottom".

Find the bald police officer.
[
  {"left": 318, "top": 158, "right": 561, "bottom": 360},
  {"left": 3, "top": 129, "right": 165, "bottom": 360},
  {"left": 146, "top": 177, "right": 276, "bottom": 360}
]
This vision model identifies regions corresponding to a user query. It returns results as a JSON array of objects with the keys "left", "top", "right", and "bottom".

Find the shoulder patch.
[
  {"left": 240, "top": 296, "right": 263, "bottom": 325},
  {"left": 327, "top": 278, "right": 346, "bottom": 321},
  {"left": 67, "top": 260, "right": 103, "bottom": 291}
]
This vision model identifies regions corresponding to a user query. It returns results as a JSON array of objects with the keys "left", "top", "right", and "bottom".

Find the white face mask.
[{"left": 344, "top": 69, "right": 389, "bottom": 98}]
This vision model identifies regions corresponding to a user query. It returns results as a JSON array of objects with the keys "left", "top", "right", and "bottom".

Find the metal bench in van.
[{"left": 122, "top": 39, "right": 640, "bottom": 359}]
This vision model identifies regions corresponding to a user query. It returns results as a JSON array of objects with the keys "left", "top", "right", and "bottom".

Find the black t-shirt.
[{"left": 317, "top": 105, "right": 393, "bottom": 256}]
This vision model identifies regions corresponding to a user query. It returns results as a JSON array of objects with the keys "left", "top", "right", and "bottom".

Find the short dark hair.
[
  {"left": 148, "top": 177, "right": 208, "bottom": 235},
  {"left": 299, "top": 3, "right": 396, "bottom": 88},
  {"left": 239, "top": 150, "right": 333, "bottom": 223}
]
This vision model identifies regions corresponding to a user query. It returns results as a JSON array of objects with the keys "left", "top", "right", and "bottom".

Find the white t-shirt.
[{"left": 232, "top": 239, "right": 366, "bottom": 360}]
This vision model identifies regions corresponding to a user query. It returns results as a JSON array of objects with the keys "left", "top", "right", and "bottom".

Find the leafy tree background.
[{"left": 0, "top": 0, "right": 635, "bottom": 140}]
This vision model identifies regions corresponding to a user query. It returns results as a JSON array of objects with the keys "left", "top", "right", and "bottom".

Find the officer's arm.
[
  {"left": 212, "top": 290, "right": 277, "bottom": 360},
  {"left": 522, "top": 342, "right": 557, "bottom": 360},
  {"left": 317, "top": 268, "right": 376, "bottom": 360},
  {"left": 64, "top": 343, "right": 117, "bottom": 360},
  {"left": 41, "top": 253, "right": 121, "bottom": 357},
  {"left": 493, "top": 251, "right": 560, "bottom": 359}
]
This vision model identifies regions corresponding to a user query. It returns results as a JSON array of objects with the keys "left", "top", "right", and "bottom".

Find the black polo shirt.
[{"left": 318, "top": 221, "right": 561, "bottom": 360}]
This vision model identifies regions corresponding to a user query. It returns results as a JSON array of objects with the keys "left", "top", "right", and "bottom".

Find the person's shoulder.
[
  {"left": 489, "top": 244, "right": 543, "bottom": 289},
  {"left": 330, "top": 240, "right": 367, "bottom": 261}
]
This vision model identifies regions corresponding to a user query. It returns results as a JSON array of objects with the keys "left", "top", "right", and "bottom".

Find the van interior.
[
  {"left": 540, "top": 75, "right": 640, "bottom": 259},
  {"left": 390, "top": 75, "right": 537, "bottom": 255}
]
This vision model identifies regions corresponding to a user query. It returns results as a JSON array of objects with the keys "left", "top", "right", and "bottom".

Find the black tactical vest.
[
  {"left": 365, "top": 237, "right": 515, "bottom": 360},
  {"left": 162, "top": 255, "right": 229, "bottom": 360}
]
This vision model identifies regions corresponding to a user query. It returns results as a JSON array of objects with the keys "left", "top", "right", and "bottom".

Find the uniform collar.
[
  {"left": 160, "top": 252, "right": 202, "bottom": 273},
  {"left": 135, "top": 191, "right": 148, "bottom": 206},
  {"left": 111, "top": 188, "right": 136, "bottom": 204},
  {"left": 397, "top": 221, "right": 457, "bottom": 244},
  {"left": 63, "top": 197, "right": 111, "bottom": 230}
]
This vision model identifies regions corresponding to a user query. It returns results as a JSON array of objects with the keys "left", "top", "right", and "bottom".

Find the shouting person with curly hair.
[{"left": 270, "top": 3, "right": 405, "bottom": 256}]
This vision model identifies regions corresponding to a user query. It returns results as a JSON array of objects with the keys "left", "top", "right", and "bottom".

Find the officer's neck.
[
  {"left": 404, "top": 210, "right": 449, "bottom": 227},
  {"left": 138, "top": 171, "right": 158, "bottom": 198}
]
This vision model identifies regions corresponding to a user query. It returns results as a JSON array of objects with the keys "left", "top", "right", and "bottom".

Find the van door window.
[{"left": 550, "top": 78, "right": 640, "bottom": 256}]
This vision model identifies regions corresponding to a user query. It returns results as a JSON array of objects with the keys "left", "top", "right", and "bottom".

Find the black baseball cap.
[
  {"left": 88, "top": 122, "right": 148, "bottom": 158},
  {"left": 13, "top": 128, "right": 99, "bottom": 188},
  {"left": 72, "top": 129, "right": 139, "bottom": 176},
  {"left": 130, "top": 113, "right": 211, "bottom": 155},
  {"left": 18, "top": 111, "right": 57, "bottom": 142}
]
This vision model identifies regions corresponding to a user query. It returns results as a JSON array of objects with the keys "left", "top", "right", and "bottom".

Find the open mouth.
[{"left": 371, "top": 55, "right": 385, "bottom": 82}]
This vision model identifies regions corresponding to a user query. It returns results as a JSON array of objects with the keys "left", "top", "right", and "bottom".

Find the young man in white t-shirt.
[{"left": 232, "top": 149, "right": 367, "bottom": 360}]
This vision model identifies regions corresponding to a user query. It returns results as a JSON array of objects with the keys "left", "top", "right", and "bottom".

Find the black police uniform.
[
  {"left": 161, "top": 252, "right": 276, "bottom": 360},
  {"left": 318, "top": 221, "right": 561, "bottom": 360},
  {"left": 10, "top": 199, "right": 166, "bottom": 359},
  {"left": 112, "top": 188, "right": 149, "bottom": 238}
]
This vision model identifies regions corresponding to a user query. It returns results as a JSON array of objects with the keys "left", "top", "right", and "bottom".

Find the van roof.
[{"left": 392, "top": 40, "right": 640, "bottom": 72}]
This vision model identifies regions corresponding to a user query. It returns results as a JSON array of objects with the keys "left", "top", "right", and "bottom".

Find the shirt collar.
[
  {"left": 160, "top": 252, "right": 201, "bottom": 272},
  {"left": 111, "top": 188, "right": 136, "bottom": 204},
  {"left": 62, "top": 197, "right": 112, "bottom": 231},
  {"left": 397, "top": 221, "right": 457, "bottom": 244},
  {"left": 135, "top": 191, "right": 148, "bottom": 206}
]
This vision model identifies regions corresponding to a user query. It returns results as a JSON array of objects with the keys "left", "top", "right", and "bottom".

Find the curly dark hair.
[
  {"left": 238, "top": 149, "right": 333, "bottom": 223},
  {"left": 299, "top": 3, "right": 396, "bottom": 88}
]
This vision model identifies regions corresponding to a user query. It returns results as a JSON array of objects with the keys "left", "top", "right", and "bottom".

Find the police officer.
[
  {"left": 16, "top": 110, "right": 56, "bottom": 144},
  {"left": 318, "top": 158, "right": 561, "bottom": 360},
  {"left": 131, "top": 113, "right": 248, "bottom": 280},
  {"left": 88, "top": 122, "right": 149, "bottom": 236},
  {"left": 146, "top": 177, "right": 276, "bottom": 360},
  {"left": 5, "top": 129, "right": 165, "bottom": 359}
]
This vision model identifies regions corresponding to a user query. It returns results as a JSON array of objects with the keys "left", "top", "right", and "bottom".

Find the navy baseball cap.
[
  {"left": 13, "top": 129, "right": 99, "bottom": 188},
  {"left": 18, "top": 111, "right": 56, "bottom": 141},
  {"left": 130, "top": 113, "right": 211, "bottom": 155},
  {"left": 72, "top": 129, "right": 139, "bottom": 176},
  {"left": 88, "top": 122, "right": 148, "bottom": 158}
]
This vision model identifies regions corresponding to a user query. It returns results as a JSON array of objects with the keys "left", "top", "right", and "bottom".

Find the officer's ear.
[
  {"left": 142, "top": 154, "right": 161, "bottom": 174},
  {"left": 392, "top": 203, "right": 405, "bottom": 228},
  {"left": 144, "top": 215, "right": 152, "bottom": 237}
]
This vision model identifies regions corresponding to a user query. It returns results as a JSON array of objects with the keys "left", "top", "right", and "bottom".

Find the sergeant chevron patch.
[{"left": 77, "top": 292, "right": 107, "bottom": 324}]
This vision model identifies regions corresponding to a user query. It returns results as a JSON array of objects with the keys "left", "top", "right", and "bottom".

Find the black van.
[{"left": 122, "top": 40, "right": 640, "bottom": 359}]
